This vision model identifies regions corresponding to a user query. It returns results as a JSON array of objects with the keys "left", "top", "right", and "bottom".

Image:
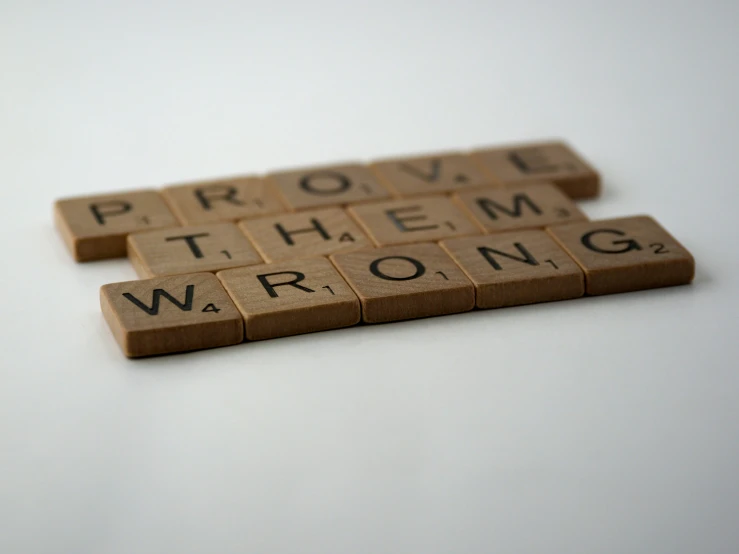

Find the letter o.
[
  {"left": 299, "top": 171, "right": 351, "bottom": 196},
  {"left": 369, "top": 256, "right": 426, "bottom": 281}
]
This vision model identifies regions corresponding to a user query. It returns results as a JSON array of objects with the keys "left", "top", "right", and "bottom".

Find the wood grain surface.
[
  {"left": 55, "top": 189, "right": 179, "bottom": 262},
  {"left": 370, "top": 152, "right": 492, "bottom": 197},
  {"left": 330, "top": 242, "right": 474, "bottom": 323},
  {"left": 218, "top": 257, "right": 360, "bottom": 340},
  {"left": 162, "top": 175, "right": 285, "bottom": 225},
  {"left": 267, "top": 162, "right": 391, "bottom": 211},
  {"left": 239, "top": 207, "right": 373, "bottom": 263},
  {"left": 471, "top": 141, "right": 600, "bottom": 199},
  {"left": 348, "top": 195, "right": 481, "bottom": 246},
  {"left": 440, "top": 230, "right": 584, "bottom": 308},
  {"left": 546, "top": 215, "right": 695, "bottom": 295},
  {"left": 100, "top": 272, "right": 243, "bottom": 358},
  {"left": 453, "top": 181, "right": 588, "bottom": 233},
  {"left": 127, "top": 222, "right": 263, "bottom": 278}
]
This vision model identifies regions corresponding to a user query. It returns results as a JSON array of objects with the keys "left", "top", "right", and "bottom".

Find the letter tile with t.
[
  {"left": 127, "top": 222, "right": 264, "bottom": 278},
  {"left": 100, "top": 273, "right": 244, "bottom": 357},
  {"left": 546, "top": 215, "right": 694, "bottom": 295},
  {"left": 330, "top": 243, "right": 475, "bottom": 323},
  {"left": 217, "top": 257, "right": 360, "bottom": 340},
  {"left": 238, "top": 207, "right": 373, "bottom": 263}
]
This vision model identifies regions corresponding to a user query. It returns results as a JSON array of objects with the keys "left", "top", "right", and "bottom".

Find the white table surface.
[{"left": 2, "top": 2, "right": 738, "bottom": 553}]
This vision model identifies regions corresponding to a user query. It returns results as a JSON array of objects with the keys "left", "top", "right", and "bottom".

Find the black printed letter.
[
  {"left": 195, "top": 185, "right": 244, "bottom": 210},
  {"left": 581, "top": 229, "right": 642, "bottom": 254},
  {"left": 90, "top": 201, "right": 132, "bottom": 225},
  {"left": 476, "top": 193, "right": 542, "bottom": 221},
  {"left": 369, "top": 256, "right": 426, "bottom": 281},
  {"left": 477, "top": 243, "right": 539, "bottom": 270},
  {"left": 257, "top": 271, "right": 314, "bottom": 298},
  {"left": 275, "top": 218, "right": 331, "bottom": 246},
  {"left": 299, "top": 171, "right": 351, "bottom": 196},
  {"left": 165, "top": 233, "right": 210, "bottom": 258},
  {"left": 123, "top": 285, "right": 195, "bottom": 316},
  {"left": 386, "top": 206, "right": 438, "bottom": 232}
]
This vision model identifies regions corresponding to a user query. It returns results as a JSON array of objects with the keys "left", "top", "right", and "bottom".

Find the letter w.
[{"left": 123, "top": 285, "right": 195, "bottom": 315}]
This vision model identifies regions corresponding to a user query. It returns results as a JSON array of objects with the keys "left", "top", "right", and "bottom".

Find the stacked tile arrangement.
[{"left": 54, "top": 141, "right": 695, "bottom": 358}]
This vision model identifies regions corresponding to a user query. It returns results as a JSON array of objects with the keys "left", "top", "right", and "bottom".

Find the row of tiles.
[
  {"left": 102, "top": 216, "right": 695, "bottom": 357},
  {"left": 75, "top": 182, "right": 589, "bottom": 277},
  {"left": 55, "top": 140, "right": 600, "bottom": 262}
]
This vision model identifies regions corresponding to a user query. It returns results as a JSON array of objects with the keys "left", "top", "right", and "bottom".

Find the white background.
[{"left": 1, "top": 1, "right": 738, "bottom": 553}]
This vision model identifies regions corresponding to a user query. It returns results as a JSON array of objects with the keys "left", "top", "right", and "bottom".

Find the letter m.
[
  {"left": 476, "top": 193, "right": 542, "bottom": 221},
  {"left": 123, "top": 285, "right": 195, "bottom": 316}
]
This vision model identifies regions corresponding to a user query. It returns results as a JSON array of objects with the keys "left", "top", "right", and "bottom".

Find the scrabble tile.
[
  {"left": 267, "top": 163, "right": 391, "bottom": 211},
  {"left": 162, "top": 175, "right": 285, "bottom": 225},
  {"left": 127, "top": 222, "right": 263, "bottom": 278},
  {"left": 546, "top": 215, "right": 695, "bottom": 295},
  {"left": 100, "top": 273, "right": 243, "bottom": 358},
  {"left": 218, "top": 257, "right": 360, "bottom": 340},
  {"left": 239, "top": 207, "right": 372, "bottom": 263},
  {"left": 370, "top": 152, "right": 491, "bottom": 197},
  {"left": 471, "top": 141, "right": 600, "bottom": 199},
  {"left": 453, "top": 182, "right": 588, "bottom": 233},
  {"left": 55, "top": 189, "right": 179, "bottom": 262},
  {"left": 440, "top": 230, "right": 584, "bottom": 309},
  {"left": 348, "top": 196, "right": 481, "bottom": 247},
  {"left": 330, "top": 243, "right": 474, "bottom": 323}
]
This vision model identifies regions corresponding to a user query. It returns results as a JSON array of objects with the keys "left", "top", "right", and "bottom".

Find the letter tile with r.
[
  {"left": 218, "top": 257, "right": 360, "bottom": 340},
  {"left": 162, "top": 176, "right": 285, "bottom": 225}
]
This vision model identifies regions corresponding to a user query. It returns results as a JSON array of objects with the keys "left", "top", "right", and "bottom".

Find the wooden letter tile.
[
  {"left": 370, "top": 152, "right": 491, "bottom": 197},
  {"left": 546, "top": 215, "right": 695, "bottom": 295},
  {"left": 348, "top": 195, "right": 481, "bottom": 247},
  {"left": 127, "top": 222, "right": 263, "bottom": 278},
  {"left": 440, "top": 230, "right": 584, "bottom": 309},
  {"left": 454, "top": 182, "right": 588, "bottom": 233},
  {"left": 100, "top": 273, "right": 243, "bottom": 358},
  {"left": 239, "top": 207, "right": 372, "bottom": 263},
  {"left": 162, "top": 175, "right": 285, "bottom": 225},
  {"left": 471, "top": 141, "right": 600, "bottom": 199},
  {"left": 267, "top": 163, "right": 391, "bottom": 211},
  {"left": 55, "top": 190, "right": 179, "bottom": 261},
  {"left": 218, "top": 257, "right": 360, "bottom": 340},
  {"left": 330, "top": 243, "right": 474, "bottom": 323}
]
